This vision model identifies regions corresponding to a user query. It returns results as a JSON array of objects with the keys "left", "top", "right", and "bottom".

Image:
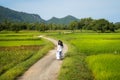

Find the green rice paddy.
[
  {"left": 0, "top": 31, "right": 120, "bottom": 80},
  {"left": 48, "top": 32, "right": 120, "bottom": 80},
  {"left": 0, "top": 31, "right": 54, "bottom": 80},
  {"left": 86, "top": 54, "right": 120, "bottom": 80}
]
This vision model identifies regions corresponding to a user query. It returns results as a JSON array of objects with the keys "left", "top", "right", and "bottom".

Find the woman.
[{"left": 56, "top": 40, "right": 63, "bottom": 60}]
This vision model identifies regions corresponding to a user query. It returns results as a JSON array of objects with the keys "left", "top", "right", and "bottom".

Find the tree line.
[{"left": 0, "top": 18, "right": 120, "bottom": 33}]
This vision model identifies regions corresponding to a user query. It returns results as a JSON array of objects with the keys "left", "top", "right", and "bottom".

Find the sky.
[{"left": 0, "top": 0, "right": 120, "bottom": 22}]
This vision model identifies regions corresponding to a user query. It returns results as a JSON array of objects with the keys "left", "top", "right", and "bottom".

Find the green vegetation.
[
  {"left": 0, "top": 6, "right": 44, "bottom": 23},
  {"left": 86, "top": 54, "right": 120, "bottom": 80},
  {"left": 0, "top": 32, "right": 54, "bottom": 80},
  {"left": 0, "top": 30, "right": 120, "bottom": 80},
  {"left": 70, "top": 34, "right": 120, "bottom": 55},
  {"left": 0, "top": 5, "right": 120, "bottom": 33},
  {"left": 0, "top": 40, "right": 43, "bottom": 46},
  {"left": 1, "top": 4, "right": 120, "bottom": 80},
  {"left": 47, "top": 15, "right": 79, "bottom": 24},
  {"left": 1, "top": 18, "right": 120, "bottom": 33},
  {"left": 48, "top": 32, "right": 120, "bottom": 80}
]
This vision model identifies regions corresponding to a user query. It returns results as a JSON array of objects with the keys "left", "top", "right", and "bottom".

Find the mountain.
[
  {"left": 0, "top": 6, "right": 45, "bottom": 23},
  {"left": 47, "top": 15, "right": 79, "bottom": 24},
  {"left": 0, "top": 6, "right": 79, "bottom": 24},
  {"left": 115, "top": 22, "right": 120, "bottom": 25}
]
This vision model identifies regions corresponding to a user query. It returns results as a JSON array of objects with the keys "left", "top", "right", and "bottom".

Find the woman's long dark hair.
[{"left": 58, "top": 40, "right": 63, "bottom": 47}]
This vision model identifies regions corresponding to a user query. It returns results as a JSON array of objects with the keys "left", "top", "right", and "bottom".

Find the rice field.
[
  {"left": 0, "top": 31, "right": 54, "bottom": 80},
  {"left": 0, "top": 31, "right": 120, "bottom": 80},
  {"left": 48, "top": 32, "right": 120, "bottom": 80},
  {"left": 86, "top": 54, "right": 120, "bottom": 80}
]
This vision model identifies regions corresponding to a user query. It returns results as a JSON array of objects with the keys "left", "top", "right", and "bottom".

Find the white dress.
[{"left": 56, "top": 45, "right": 63, "bottom": 59}]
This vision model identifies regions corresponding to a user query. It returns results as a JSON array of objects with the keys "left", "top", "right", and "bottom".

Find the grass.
[
  {"left": 86, "top": 54, "right": 120, "bottom": 80},
  {"left": 71, "top": 38, "right": 120, "bottom": 55},
  {"left": 0, "top": 31, "right": 54, "bottom": 80},
  {"left": 0, "top": 40, "right": 44, "bottom": 46},
  {"left": 47, "top": 32, "right": 120, "bottom": 80},
  {"left": 0, "top": 42, "right": 54, "bottom": 80},
  {"left": 0, "top": 31, "right": 120, "bottom": 80}
]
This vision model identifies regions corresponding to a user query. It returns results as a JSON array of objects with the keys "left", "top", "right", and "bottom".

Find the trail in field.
[{"left": 18, "top": 36, "right": 68, "bottom": 80}]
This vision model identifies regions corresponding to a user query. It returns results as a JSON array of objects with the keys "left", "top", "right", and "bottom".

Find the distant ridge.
[
  {"left": 0, "top": 6, "right": 45, "bottom": 23},
  {"left": 0, "top": 6, "right": 79, "bottom": 24},
  {"left": 47, "top": 15, "right": 79, "bottom": 24}
]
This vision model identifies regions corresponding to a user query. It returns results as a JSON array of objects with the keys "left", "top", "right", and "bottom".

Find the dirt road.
[{"left": 18, "top": 36, "right": 68, "bottom": 80}]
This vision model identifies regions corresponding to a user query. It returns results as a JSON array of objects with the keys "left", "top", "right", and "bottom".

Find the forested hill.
[
  {"left": 47, "top": 15, "right": 79, "bottom": 24},
  {"left": 0, "top": 6, "right": 45, "bottom": 23},
  {"left": 0, "top": 6, "right": 79, "bottom": 24}
]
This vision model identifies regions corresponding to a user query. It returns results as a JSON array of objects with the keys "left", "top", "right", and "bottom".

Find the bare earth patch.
[{"left": 18, "top": 36, "right": 68, "bottom": 80}]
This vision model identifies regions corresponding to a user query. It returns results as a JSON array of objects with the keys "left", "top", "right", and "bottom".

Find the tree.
[
  {"left": 47, "top": 23, "right": 53, "bottom": 30},
  {"left": 79, "top": 17, "right": 93, "bottom": 30},
  {"left": 93, "top": 19, "right": 110, "bottom": 32},
  {"left": 35, "top": 23, "right": 40, "bottom": 31},
  {"left": 20, "top": 23, "right": 28, "bottom": 30},
  {"left": 27, "top": 23, "right": 35, "bottom": 30},
  {"left": 52, "top": 24, "right": 58, "bottom": 30},
  {"left": 69, "top": 21, "right": 78, "bottom": 32},
  {"left": 10, "top": 23, "right": 21, "bottom": 33},
  {"left": 109, "top": 22, "right": 115, "bottom": 32},
  {"left": 114, "top": 22, "right": 120, "bottom": 30},
  {"left": 40, "top": 23, "right": 46, "bottom": 32},
  {"left": 0, "top": 23, "right": 3, "bottom": 31},
  {"left": 90, "top": 20, "right": 98, "bottom": 32},
  {"left": 35, "top": 23, "right": 47, "bottom": 32},
  {"left": 1, "top": 20, "right": 12, "bottom": 30}
]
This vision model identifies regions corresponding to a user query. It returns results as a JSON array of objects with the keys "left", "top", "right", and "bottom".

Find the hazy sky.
[{"left": 0, "top": 0, "right": 120, "bottom": 22}]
